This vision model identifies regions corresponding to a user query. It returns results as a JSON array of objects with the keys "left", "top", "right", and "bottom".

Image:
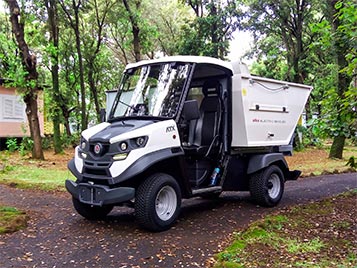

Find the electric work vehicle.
[{"left": 66, "top": 56, "right": 312, "bottom": 231}]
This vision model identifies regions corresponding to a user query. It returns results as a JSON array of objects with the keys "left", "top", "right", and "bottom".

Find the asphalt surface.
[{"left": 0, "top": 172, "right": 356, "bottom": 268}]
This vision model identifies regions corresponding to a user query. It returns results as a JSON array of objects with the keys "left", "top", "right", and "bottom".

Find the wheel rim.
[
  {"left": 155, "top": 185, "right": 177, "bottom": 221},
  {"left": 267, "top": 173, "right": 281, "bottom": 199}
]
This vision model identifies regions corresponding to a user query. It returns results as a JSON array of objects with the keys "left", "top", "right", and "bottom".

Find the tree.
[
  {"left": 145, "top": 0, "right": 191, "bottom": 56},
  {"left": 83, "top": 0, "right": 115, "bottom": 121},
  {"left": 242, "top": 0, "right": 325, "bottom": 122},
  {"left": 243, "top": 0, "right": 320, "bottom": 83},
  {"left": 107, "top": 0, "right": 159, "bottom": 63},
  {"left": 179, "top": 0, "right": 239, "bottom": 59},
  {"left": 44, "top": 0, "right": 62, "bottom": 153},
  {"left": 122, "top": 0, "right": 142, "bottom": 62},
  {"left": 324, "top": 0, "right": 356, "bottom": 158},
  {"left": 5, "top": 0, "right": 44, "bottom": 160},
  {"left": 58, "top": 0, "right": 88, "bottom": 131}
]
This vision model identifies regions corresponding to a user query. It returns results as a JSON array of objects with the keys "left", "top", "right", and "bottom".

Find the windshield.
[{"left": 109, "top": 62, "right": 191, "bottom": 119}]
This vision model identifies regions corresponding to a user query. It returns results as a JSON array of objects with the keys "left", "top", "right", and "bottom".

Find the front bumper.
[
  {"left": 65, "top": 180, "right": 135, "bottom": 206},
  {"left": 286, "top": 170, "right": 301, "bottom": 181}
]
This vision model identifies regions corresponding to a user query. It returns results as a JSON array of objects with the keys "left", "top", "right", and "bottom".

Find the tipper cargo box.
[
  {"left": 66, "top": 56, "right": 312, "bottom": 231},
  {"left": 231, "top": 62, "right": 312, "bottom": 147}
]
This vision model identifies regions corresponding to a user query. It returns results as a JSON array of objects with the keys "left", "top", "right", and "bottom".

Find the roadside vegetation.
[
  {"left": 0, "top": 148, "right": 74, "bottom": 192},
  {"left": 0, "top": 141, "right": 355, "bottom": 192},
  {"left": 0, "top": 206, "right": 28, "bottom": 234},
  {"left": 213, "top": 190, "right": 357, "bottom": 268},
  {"left": 286, "top": 144, "right": 357, "bottom": 176}
]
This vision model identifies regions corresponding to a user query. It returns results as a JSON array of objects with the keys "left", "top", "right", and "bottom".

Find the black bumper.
[
  {"left": 286, "top": 170, "right": 301, "bottom": 181},
  {"left": 65, "top": 180, "right": 135, "bottom": 206}
]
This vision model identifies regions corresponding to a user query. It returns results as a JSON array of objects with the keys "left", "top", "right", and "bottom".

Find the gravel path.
[{"left": 0, "top": 173, "right": 356, "bottom": 268}]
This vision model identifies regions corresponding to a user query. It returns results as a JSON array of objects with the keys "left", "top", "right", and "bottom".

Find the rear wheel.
[
  {"left": 72, "top": 197, "right": 113, "bottom": 220},
  {"left": 249, "top": 165, "right": 284, "bottom": 207},
  {"left": 135, "top": 173, "right": 181, "bottom": 232}
]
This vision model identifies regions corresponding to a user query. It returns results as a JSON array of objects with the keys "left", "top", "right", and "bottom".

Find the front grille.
[
  {"left": 83, "top": 161, "right": 111, "bottom": 177},
  {"left": 84, "top": 167, "right": 108, "bottom": 176},
  {"left": 84, "top": 161, "right": 110, "bottom": 168}
]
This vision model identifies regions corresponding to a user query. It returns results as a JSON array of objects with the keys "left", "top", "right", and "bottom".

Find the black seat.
[{"left": 185, "top": 80, "right": 222, "bottom": 157}]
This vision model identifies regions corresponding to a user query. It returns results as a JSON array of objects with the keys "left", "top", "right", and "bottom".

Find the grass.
[
  {"left": 286, "top": 145, "right": 357, "bottom": 177},
  {"left": 213, "top": 191, "right": 357, "bottom": 268},
  {"left": 0, "top": 206, "right": 28, "bottom": 234},
  {"left": 0, "top": 165, "right": 74, "bottom": 191},
  {"left": 0, "top": 149, "right": 74, "bottom": 191}
]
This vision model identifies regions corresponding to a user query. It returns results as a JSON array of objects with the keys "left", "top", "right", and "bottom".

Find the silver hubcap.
[
  {"left": 155, "top": 186, "right": 177, "bottom": 221},
  {"left": 267, "top": 174, "right": 281, "bottom": 199}
]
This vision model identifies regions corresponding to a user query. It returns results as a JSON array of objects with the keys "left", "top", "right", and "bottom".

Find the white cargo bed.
[{"left": 231, "top": 63, "right": 312, "bottom": 147}]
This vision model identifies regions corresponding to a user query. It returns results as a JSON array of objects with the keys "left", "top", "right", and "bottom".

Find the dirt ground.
[
  {"left": 213, "top": 191, "right": 357, "bottom": 267},
  {"left": 0, "top": 172, "right": 356, "bottom": 268},
  {"left": 0, "top": 147, "right": 356, "bottom": 267}
]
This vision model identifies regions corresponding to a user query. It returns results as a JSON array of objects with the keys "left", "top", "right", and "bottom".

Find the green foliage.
[
  {"left": 243, "top": 0, "right": 356, "bottom": 158},
  {"left": 309, "top": 1, "right": 357, "bottom": 157},
  {"left": 6, "top": 138, "right": 18, "bottom": 152},
  {"left": 0, "top": 150, "right": 14, "bottom": 173},
  {"left": 19, "top": 137, "right": 34, "bottom": 157},
  {"left": 0, "top": 205, "right": 27, "bottom": 234},
  {"left": 61, "top": 132, "right": 80, "bottom": 148},
  {"left": 178, "top": 0, "right": 240, "bottom": 59},
  {"left": 286, "top": 238, "right": 325, "bottom": 254},
  {"left": 214, "top": 192, "right": 356, "bottom": 267},
  {"left": 345, "top": 156, "right": 357, "bottom": 169}
]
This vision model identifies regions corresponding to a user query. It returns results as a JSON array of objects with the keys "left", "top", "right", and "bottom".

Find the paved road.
[{"left": 0, "top": 173, "right": 356, "bottom": 268}]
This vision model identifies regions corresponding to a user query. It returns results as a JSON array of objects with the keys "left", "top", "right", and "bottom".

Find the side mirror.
[
  {"left": 183, "top": 100, "right": 199, "bottom": 121},
  {"left": 99, "top": 108, "right": 106, "bottom": 123}
]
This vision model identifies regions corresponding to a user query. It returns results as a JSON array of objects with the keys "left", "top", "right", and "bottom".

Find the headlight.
[
  {"left": 132, "top": 136, "right": 148, "bottom": 148},
  {"left": 136, "top": 137, "right": 145, "bottom": 146},
  {"left": 120, "top": 142, "right": 128, "bottom": 151},
  {"left": 80, "top": 136, "right": 88, "bottom": 150},
  {"left": 81, "top": 142, "right": 86, "bottom": 149}
]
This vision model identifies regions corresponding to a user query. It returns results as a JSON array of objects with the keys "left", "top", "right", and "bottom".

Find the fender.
[
  {"left": 112, "top": 147, "right": 184, "bottom": 184},
  {"left": 68, "top": 147, "right": 184, "bottom": 185},
  {"left": 247, "top": 153, "right": 288, "bottom": 175}
]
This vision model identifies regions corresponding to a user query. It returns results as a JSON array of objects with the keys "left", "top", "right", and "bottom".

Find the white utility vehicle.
[{"left": 66, "top": 56, "right": 312, "bottom": 231}]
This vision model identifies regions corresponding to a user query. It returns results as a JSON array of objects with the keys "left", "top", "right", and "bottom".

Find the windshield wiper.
[{"left": 119, "top": 100, "right": 139, "bottom": 112}]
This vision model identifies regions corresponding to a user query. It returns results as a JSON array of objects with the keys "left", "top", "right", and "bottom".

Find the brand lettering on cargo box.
[{"left": 252, "top": 118, "right": 286, "bottom": 124}]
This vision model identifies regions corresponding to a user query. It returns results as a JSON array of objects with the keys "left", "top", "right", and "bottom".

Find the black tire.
[
  {"left": 72, "top": 197, "right": 113, "bottom": 220},
  {"left": 249, "top": 165, "right": 284, "bottom": 207},
  {"left": 135, "top": 173, "right": 181, "bottom": 232}
]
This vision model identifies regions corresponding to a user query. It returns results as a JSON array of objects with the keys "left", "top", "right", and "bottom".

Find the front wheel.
[
  {"left": 135, "top": 173, "right": 181, "bottom": 232},
  {"left": 72, "top": 197, "right": 113, "bottom": 220},
  {"left": 249, "top": 165, "right": 284, "bottom": 207}
]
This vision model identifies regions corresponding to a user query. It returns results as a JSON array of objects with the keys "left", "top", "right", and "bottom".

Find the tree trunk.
[
  {"left": 45, "top": 0, "right": 62, "bottom": 154},
  {"left": 209, "top": 1, "right": 218, "bottom": 58},
  {"left": 329, "top": 135, "right": 345, "bottom": 159},
  {"left": 328, "top": 0, "right": 353, "bottom": 159},
  {"left": 122, "top": 0, "right": 141, "bottom": 62},
  {"left": 88, "top": 67, "right": 101, "bottom": 121},
  {"left": 86, "top": 0, "right": 112, "bottom": 123},
  {"left": 74, "top": 8, "right": 87, "bottom": 131},
  {"left": 59, "top": 0, "right": 87, "bottom": 131},
  {"left": 6, "top": 0, "right": 44, "bottom": 160},
  {"left": 24, "top": 93, "right": 44, "bottom": 159}
]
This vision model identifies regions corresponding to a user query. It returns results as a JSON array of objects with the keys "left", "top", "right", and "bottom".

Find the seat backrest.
[{"left": 192, "top": 80, "right": 222, "bottom": 147}]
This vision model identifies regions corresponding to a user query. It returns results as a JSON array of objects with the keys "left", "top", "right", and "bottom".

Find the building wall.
[{"left": 0, "top": 85, "right": 44, "bottom": 138}]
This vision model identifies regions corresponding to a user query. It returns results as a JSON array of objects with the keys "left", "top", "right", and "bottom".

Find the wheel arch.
[
  {"left": 121, "top": 155, "right": 191, "bottom": 198},
  {"left": 247, "top": 153, "right": 289, "bottom": 179}
]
